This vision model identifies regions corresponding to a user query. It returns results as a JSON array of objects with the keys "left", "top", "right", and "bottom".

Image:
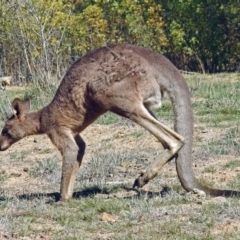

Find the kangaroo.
[{"left": 0, "top": 44, "right": 239, "bottom": 201}]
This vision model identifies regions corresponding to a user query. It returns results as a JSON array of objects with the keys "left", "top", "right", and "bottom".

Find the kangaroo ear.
[{"left": 12, "top": 98, "right": 31, "bottom": 117}]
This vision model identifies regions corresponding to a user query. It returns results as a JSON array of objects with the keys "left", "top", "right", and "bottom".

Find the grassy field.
[{"left": 0, "top": 73, "right": 240, "bottom": 239}]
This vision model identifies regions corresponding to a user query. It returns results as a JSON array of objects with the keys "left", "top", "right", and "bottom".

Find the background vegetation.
[{"left": 0, "top": 0, "right": 239, "bottom": 86}]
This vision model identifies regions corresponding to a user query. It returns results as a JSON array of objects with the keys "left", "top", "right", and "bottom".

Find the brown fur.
[{"left": 0, "top": 44, "right": 239, "bottom": 201}]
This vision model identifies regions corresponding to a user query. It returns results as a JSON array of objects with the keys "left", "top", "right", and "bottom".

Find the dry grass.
[{"left": 0, "top": 73, "right": 240, "bottom": 239}]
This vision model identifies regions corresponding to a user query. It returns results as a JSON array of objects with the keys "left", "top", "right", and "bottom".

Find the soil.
[
  {"left": 0, "top": 112, "right": 239, "bottom": 239},
  {"left": 1, "top": 119, "right": 239, "bottom": 196}
]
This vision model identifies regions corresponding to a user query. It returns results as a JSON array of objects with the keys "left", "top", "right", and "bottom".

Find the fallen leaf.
[{"left": 101, "top": 212, "right": 117, "bottom": 223}]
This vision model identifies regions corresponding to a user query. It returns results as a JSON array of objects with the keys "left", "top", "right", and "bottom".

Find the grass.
[
  {"left": 223, "top": 160, "right": 240, "bottom": 170},
  {"left": 156, "top": 100, "right": 174, "bottom": 121},
  {"left": 23, "top": 84, "right": 58, "bottom": 110},
  {"left": 3, "top": 83, "right": 57, "bottom": 111},
  {"left": 1, "top": 190, "right": 240, "bottom": 239},
  {"left": 0, "top": 73, "right": 240, "bottom": 239},
  {"left": 96, "top": 112, "right": 120, "bottom": 125},
  {"left": 30, "top": 157, "right": 60, "bottom": 178},
  {"left": 202, "top": 126, "right": 240, "bottom": 156},
  {"left": 0, "top": 171, "right": 8, "bottom": 182},
  {"left": 187, "top": 73, "right": 240, "bottom": 127},
  {"left": 226, "top": 174, "right": 240, "bottom": 190}
]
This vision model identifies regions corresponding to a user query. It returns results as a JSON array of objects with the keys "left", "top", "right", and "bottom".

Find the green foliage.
[
  {"left": 0, "top": 0, "right": 239, "bottom": 85},
  {"left": 161, "top": 0, "right": 240, "bottom": 72}
]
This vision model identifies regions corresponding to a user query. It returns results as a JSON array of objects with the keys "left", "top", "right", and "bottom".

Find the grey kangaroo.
[{"left": 0, "top": 44, "right": 239, "bottom": 202}]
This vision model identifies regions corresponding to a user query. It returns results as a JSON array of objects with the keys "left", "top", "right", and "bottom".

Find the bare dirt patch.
[{"left": 1, "top": 75, "right": 240, "bottom": 239}]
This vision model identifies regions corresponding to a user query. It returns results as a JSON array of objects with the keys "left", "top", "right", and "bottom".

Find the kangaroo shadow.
[
  {"left": 0, "top": 185, "right": 172, "bottom": 203},
  {"left": 15, "top": 186, "right": 109, "bottom": 203},
  {"left": 120, "top": 185, "right": 172, "bottom": 199}
]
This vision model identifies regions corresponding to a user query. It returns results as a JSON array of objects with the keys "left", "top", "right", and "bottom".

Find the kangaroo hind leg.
[{"left": 113, "top": 102, "right": 185, "bottom": 188}]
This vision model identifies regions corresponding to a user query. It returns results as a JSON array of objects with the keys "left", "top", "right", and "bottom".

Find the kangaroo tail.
[{"left": 166, "top": 67, "right": 240, "bottom": 197}]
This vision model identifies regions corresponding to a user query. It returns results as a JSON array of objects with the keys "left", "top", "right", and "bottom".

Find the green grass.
[
  {"left": 5, "top": 88, "right": 26, "bottom": 100},
  {"left": 76, "top": 151, "right": 126, "bottom": 187},
  {"left": 30, "top": 157, "right": 60, "bottom": 178},
  {"left": 204, "top": 165, "right": 217, "bottom": 174},
  {"left": 202, "top": 127, "right": 240, "bottom": 156},
  {"left": 155, "top": 100, "right": 174, "bottom": 120},
  {"left": 130, "top": 131, "right": 143, "bottom": 138},
  {"left": 226, "top": 174, "right": 240, "bottom": 190},
  {"left": 95, "top": 112, "right": 120, "bottom": 125},
  {"left": 223, "top": 160, "right": 240, "bottom": 170},
  {"left": 23, "top": 84, "right": 58, "bottom": 110},
  {"left": 1, "top": 190, "right": 240, "bottom": 239},
  {"left": 0, "top": 172, "right": 8, "bottom": 182},
  {"left": 187, "top": 73, "right": 240, "bottom": 127},
  {"left": 4, "top": 84, "right": 57, "bottom": 111},
  {"left": 1, "top": 73, "right": 240, "bottom": 239}
]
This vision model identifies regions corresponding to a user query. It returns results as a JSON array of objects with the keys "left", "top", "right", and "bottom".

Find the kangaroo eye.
[{"left": 2, "top": 129, "right": 9, "bottom": 136}]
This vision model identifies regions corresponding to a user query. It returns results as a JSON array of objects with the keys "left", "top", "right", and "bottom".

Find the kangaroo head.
[{"left": 0, "top": 98, "right": 30, "bottom": 151}]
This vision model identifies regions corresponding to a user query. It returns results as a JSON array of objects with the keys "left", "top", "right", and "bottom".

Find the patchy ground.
[
  {"left": 0, "top": 74, "right": 240, "bottom": 239},
  {"left": 1, "top": 119, "right": 240, "bottom": 239},
  {"left": 1, "top": 118, "right": 239, "bottom": 195}
]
